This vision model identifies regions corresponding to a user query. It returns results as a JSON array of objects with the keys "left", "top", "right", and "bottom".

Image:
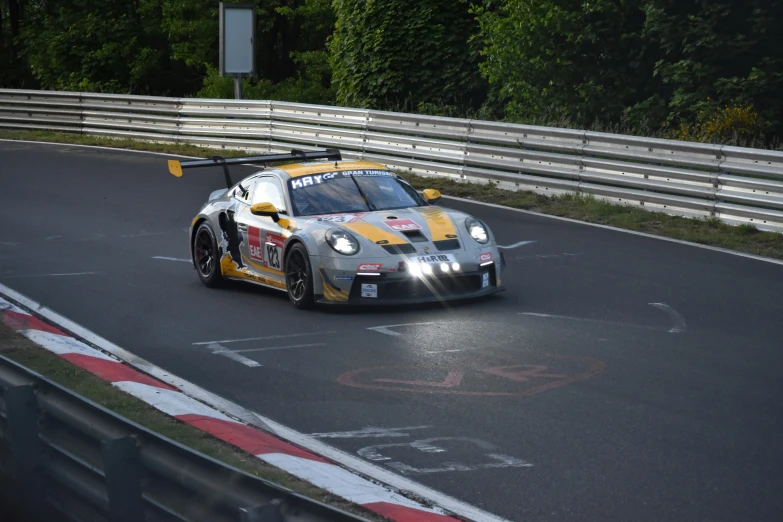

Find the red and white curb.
[{"left": 0, "top": 287, "right": 505, "bottom": 522}]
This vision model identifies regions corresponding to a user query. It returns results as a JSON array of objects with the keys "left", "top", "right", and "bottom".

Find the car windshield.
[{"left": 287, "top": 169, "right": 427, "bottom": 216}]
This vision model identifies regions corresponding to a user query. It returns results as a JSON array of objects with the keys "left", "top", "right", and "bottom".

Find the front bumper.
[{"left": 316, "top": 261, "right": 504, "bottom": 305}]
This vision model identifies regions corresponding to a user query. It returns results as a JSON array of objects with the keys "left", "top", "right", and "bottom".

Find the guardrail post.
[
  {"left": 239, "top": 502, "right": 283, "bottom": 522},
  {"left": 6, "top": 383, "right": 47, "bottom": 520},
  {"left": 102, "top": 436, "right": 144, "bottom": 522}
]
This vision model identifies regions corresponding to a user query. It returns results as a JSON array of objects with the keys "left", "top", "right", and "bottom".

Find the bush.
[{"left": 666, "top": 104, "right": 768, "bottom": 146}]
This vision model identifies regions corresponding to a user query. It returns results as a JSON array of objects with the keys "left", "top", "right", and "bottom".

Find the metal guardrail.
[
  {"left": 2, "top": 88, "right": 783, "bottom": 232},
  {"left": 0, "top": 354, "right": 367, "bottom": 522}
]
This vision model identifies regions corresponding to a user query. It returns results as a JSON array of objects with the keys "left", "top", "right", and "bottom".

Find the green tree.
[
  {"left": 477, "top": 0, "right": 657, "bottom": 128},
  {"left": 639, "top": 0, "right": 783, "bottom": 135},
  {"left": 329, "top": 0, "right": 485, "bottom": 109},
  {"left": 20, "top": 0, "right": 196, "bottom": 94}
]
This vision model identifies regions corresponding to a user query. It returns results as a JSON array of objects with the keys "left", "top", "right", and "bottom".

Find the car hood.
[{"left": 301, "top": 206, "right": 471, "bottom": 254}]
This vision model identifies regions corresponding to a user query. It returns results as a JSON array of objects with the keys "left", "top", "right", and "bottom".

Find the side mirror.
[
  {"left": 250, "top": 202, "right": 280, "bottom": 222},
  {"left": 422, "top": 188, "right": 442, "bottom": 204}
]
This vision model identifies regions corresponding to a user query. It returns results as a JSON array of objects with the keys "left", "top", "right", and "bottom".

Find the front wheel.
[
  {"left": 285, "top": 243, "right": 314, "bottom": 309},
  {"left": 193, "top": 222, "right": 224, "bottom": 288}
]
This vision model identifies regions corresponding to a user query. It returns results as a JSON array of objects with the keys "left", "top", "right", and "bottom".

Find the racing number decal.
[
  {"left": 263, "top": 233, "right": 285, "bottom": 271},
  {"left": 248, "top": 227, "right": 284, "bottom": 271}
]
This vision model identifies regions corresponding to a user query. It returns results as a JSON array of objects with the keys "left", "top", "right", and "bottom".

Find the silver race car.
[{"left": 168, "top": 149, "right": 504, "bottom": 308}]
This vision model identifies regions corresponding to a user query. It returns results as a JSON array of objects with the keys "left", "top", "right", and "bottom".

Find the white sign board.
[{"left": 219, "top": 3, "right": 256, "bottom": 77}]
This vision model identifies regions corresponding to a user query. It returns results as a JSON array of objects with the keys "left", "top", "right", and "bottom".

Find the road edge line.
[{"left": 0, "top": 281, "right": 510, "bottom": 522}]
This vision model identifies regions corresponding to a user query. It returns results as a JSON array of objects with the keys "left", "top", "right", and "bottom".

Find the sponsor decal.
[
  {"left": 413, "top": 253, "right": 456, "bottom": 264},
  {"left": 482, "top": 272, "right": 490, "bottom": 288},
  {"left": 479, "top": 252, "right": 493, "bottom": 262},
  {"left": 357, "top": 263, "right": 382, "bottom": 272},
  {"left": 263, "top": 233, "right": 285, "bottom": 271},
  {"left": 387, "top": 267, "right": 397, "bottom": 272},
  {"left": 290, "top": 170, "right": 393, "bottom": 190},
  {"left": 383, "top": 218, "right": 421, "bottom": 231},
  {"left": 361, "top": 284, "right": 378, "bottom": 298},
  {"left": 334, "top": 274, "right": 354, "bottom": 281},
  {"left": 305, "top": 213, "right": 367, "bottom": 225},
  {"left": 248, "top": 226, "right": 264, "bottom": 262}
]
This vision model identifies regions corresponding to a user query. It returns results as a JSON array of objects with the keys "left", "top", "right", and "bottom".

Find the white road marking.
[
  {"left": 0, "top": 241, "right": 21, "bottom": 246},
  {"left": 231, "top": 343, "right": 325, "bottom": 353},
  {"left": 207, "top": 342, "right": 262, "bottom": 367},
  {"left": 193, "top": 331, "right": 336, "bottom": 345},
  {"left": 648, "top": 302, "right": 687, "bottom": 333},
  {"left": 520, "top": 311, "right": 660, "bottom": 331},
  {"left": 309, "top": 426, "right": 433, "bottom": 439},
  {"left": 425, "top": 349, "right": 465, "bottom": 354},
  {"left": 44, "top": 235, "right": 62, "bottom": 241},
  {"left": 358, "top": 437, "right": 534, "bottom": 475},
  {"left": 498, "top": 240, "right": 536, "bottom": 250},
  {"left": 122, "top": 231, "right": 166, "bottom": 238},
  {"left": 367, "top": 322, "right": 437, "bottom": 337},
  {"left": 515, "top": 252, "right": 580, "bottom": 260},
  {"left": 5, "top": 272, "right": 97, "bottom": 278},
  {"left": 0, "top": 279, "right": 514, "bottom": 522},
  {"left": 152, "top": 256, "right": 191, "bottom": 263}
]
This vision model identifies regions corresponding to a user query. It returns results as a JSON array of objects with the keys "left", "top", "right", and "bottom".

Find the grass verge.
[
  {"left": 0, "top": 322, "right": 383, "bottom": 521},
  {"left": 3, "top": 128, "right": 783, "bottom": 260}
]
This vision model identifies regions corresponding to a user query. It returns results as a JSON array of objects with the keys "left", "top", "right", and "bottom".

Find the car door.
[{"left": 236, "top": 176, "right": 288, "bottom": 286}]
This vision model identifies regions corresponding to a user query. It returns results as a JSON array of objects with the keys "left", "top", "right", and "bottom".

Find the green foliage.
[
  {"left": 329, "top": 0, "right": 486, "bottom": 110},
  {"left": 197, "top": 51, "right": 336, "bottom": 105},
  {"left": 638, "top": 0, "right": 783, "bottom": 137},
  {"left": 19, "top": 0, "right": 195, "bottom": 94},
  {"left": 476, "top": 0, "right": 657, "bottom": 128}
]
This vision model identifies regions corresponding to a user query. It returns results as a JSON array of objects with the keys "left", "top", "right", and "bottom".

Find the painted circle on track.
[{"left": 337, "top": 354, "right": 605, "bottom": 396}]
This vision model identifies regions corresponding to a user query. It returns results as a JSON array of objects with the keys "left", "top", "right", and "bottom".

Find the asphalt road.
[{"left": 2, "top": 140, "right": 783, "bottom": 522}]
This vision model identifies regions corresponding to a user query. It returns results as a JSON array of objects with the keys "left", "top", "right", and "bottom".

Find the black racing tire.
[
  {"left": 285, "top": 243, "right": 315, "bottom": 309},
  {"left": 193, "top": 222, "right": 224, "bottom": 288}
]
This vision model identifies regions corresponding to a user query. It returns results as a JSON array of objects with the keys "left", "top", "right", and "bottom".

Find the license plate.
[{"left": 412, "top": 254, "right": 456, "bottom": 265}]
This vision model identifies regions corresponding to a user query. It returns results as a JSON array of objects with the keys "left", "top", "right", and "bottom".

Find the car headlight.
[
  {"left": 465, "top": 217, "right": 489, "bottom": 244},
  {"left": 326, "top": 228, "right": 360, "bottom": 255}
]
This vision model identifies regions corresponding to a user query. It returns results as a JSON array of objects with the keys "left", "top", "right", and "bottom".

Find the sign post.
[{"left": 219, "top": 3, "right": 256, "bottom": 100}]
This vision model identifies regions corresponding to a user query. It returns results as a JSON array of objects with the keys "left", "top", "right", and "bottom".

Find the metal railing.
[
  {"left": 2, "top": 88, "right": 783, "bottom": 232},
  {"left": 0, "top": 354, "right": 367, "bottom": 522}
]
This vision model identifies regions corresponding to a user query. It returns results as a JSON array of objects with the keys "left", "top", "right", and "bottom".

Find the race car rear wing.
[{"left": 167, "top": 148, "right": 342, "bottom": 188}]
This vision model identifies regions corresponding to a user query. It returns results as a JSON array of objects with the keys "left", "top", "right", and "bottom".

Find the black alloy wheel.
[
  {"left": 285, "top": 243, "right": 314, "bottom": 309},
  {"left": 193, "top": 222, "right": 224, "bottom": 288}
]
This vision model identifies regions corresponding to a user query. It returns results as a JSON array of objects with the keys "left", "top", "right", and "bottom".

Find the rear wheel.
[
  {"left": 193, "top": 222, "right": 224, "bottom": 288},
  {"left": 285, "top": 243, "right": 314, "bottom": 309}
]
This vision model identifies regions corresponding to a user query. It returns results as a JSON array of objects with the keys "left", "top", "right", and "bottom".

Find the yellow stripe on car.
[
  {"left": 343, "top": 222, "right": 407, "bottom": 246},
  {"left": 279, "top": 161, "right": 387, "bottom": 178},
  {"left": 416, "top": 206, "right": 457, "bottom": 242}
]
